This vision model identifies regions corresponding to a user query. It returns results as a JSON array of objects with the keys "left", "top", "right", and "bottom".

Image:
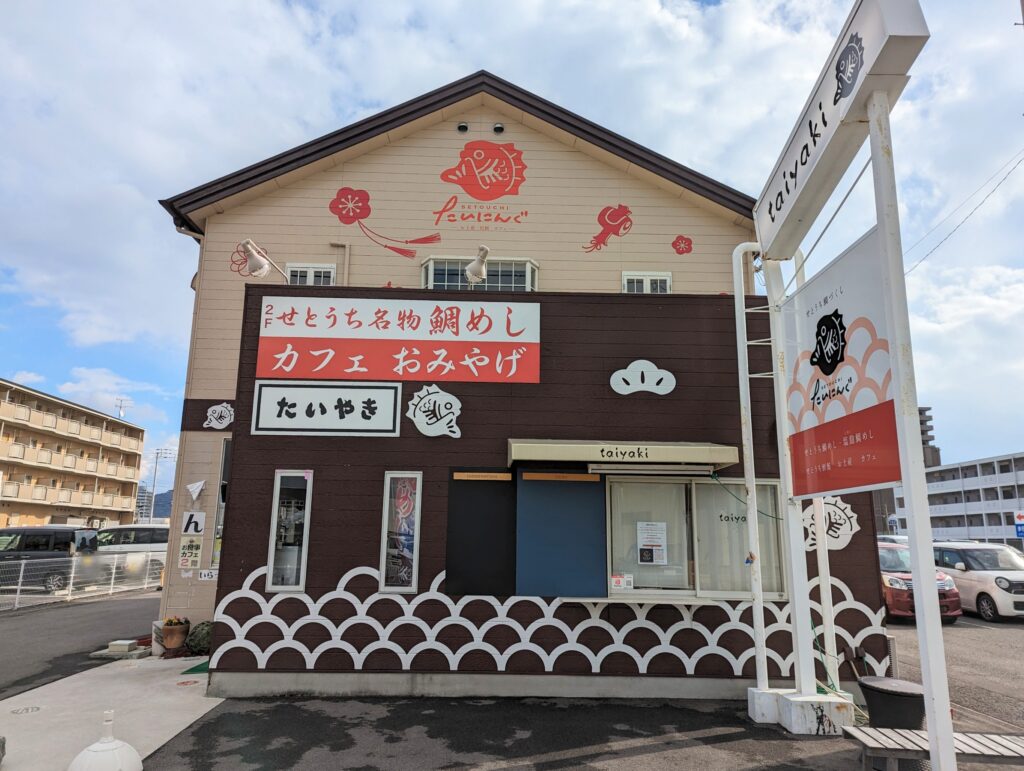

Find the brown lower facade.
[{"left": 207, "top": 286, "right": 888, "bottom": 697}]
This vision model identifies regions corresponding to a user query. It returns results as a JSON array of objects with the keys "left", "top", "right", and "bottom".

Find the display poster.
[
  {"left": 252, "top": 380, "right": 401, "bottom": 437},
  {"left": 381, "top": 473, "right": 421, "bottom": 591},
  {"left": 178, "top": 535, "right": 203, "bottom": 570},
  {"left": 258, "top": 297, "right": 540, "bottom": 383},
  {"left": 636, "top": 521, "right": 668, "bottom": 565},
  {"left": 781, "top": 227, "right": 901, "bottom": 498}
]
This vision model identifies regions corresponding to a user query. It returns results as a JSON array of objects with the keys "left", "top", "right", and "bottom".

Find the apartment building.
[
  {"left": 0, "top": 378, "right": 144, "bottom": 528},
  {"left": 892, "top": 451, "right": 1024, "bottom": 549}
]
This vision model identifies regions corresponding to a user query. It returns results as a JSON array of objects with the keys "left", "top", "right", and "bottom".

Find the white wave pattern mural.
[{"left": 212, "top": 568, "right": 888, "bottom": 678}]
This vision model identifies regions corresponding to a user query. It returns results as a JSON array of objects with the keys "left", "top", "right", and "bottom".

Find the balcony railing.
[
  {"left": 0, "top": 481, "right": 135, "bottom": 512},
  {"left": 2, "top": 441, "right": 139, "bottom": 483},
  {"left": 0, "top": 401, "right": 142, "bottom": 454}
]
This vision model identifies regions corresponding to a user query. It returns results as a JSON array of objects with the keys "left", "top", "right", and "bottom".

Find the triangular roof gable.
[{"left": 160, "top": 70, "right": 754, "bottom": 233}]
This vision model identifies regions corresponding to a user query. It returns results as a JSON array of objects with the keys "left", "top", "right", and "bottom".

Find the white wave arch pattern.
[
  {"left": 787, "top": 317, "right": 892, "bottom": 433},
  {"left": 211, "top": 568, "right": 889, "bottom": 677}
]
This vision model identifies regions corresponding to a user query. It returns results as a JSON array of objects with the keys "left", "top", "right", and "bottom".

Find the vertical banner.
[{"left": 781, "top": 228, "right": 901, "bottom": 498}]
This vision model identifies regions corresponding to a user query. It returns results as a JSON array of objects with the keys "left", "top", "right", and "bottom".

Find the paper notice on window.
[
  {"left": 611, "top": 574, "right": 634, "bottom": 590},
  {"left": 637, "top": 521, "right": 668, "bottom": 565}
]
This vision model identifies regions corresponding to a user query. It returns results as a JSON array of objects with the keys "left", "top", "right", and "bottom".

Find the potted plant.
[{"left": 161, "top": 616, "right": 191, "bottom": 650}]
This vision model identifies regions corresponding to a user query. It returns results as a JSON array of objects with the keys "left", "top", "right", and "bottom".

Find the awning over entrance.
[{"left": 507, "top": 439, "right": 739, "bottom": 471}]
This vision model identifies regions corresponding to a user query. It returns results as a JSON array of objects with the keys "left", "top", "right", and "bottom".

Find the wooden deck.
[{"left": 844, "top": 726, "right": 1024, "bottom": 768}]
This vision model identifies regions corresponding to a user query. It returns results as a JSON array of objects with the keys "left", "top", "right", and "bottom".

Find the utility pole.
[{"left": 147, "top": 448, "right": 176, "bottom": 524}]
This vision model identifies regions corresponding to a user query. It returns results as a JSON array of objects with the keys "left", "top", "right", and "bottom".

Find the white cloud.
[
  {"left": 56, "top": 367, "right": 172, "bottom": 423},
  {"left": 10, "top": 370, "right": 44, "bottom": 385}
]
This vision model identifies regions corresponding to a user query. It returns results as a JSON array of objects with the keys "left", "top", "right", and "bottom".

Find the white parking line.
[{"left": 957, "top": 619, "right": 993, "bottom": 630}]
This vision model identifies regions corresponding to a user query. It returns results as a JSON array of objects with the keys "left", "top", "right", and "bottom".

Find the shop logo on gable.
[
  {"left": 809, "top": 309, "right": 847, "bottom": 377},
  {"left": 834, "top": 33, "right": 865, "bottom": 105}
]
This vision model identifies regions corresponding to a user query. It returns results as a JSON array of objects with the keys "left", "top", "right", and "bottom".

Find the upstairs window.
[
  {"left": 622, "top": 272, "right": 672, "bottom": 294},
  {"left": 421, "top": 257, "right": 538, "bottom": 292},
  {"left": 287, "top": 264, "right": 335, "bottom": 286}
]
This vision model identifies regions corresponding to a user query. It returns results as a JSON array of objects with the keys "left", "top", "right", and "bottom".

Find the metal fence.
[{"left": 0, "top": 552, "right": 164, "bottom": 612}]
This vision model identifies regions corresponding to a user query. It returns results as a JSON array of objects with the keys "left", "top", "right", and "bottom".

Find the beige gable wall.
[{"left": 186, "top": 105, "right": 753, "bottom": 401}]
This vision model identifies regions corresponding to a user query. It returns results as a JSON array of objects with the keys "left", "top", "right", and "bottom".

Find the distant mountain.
[{"left": 153, "top": 490, "right": 173, "bottom": 519}]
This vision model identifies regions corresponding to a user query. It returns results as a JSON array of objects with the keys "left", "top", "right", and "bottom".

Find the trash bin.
[
  {"left": 859, "top": 676, "right": 926, "bottom": 729},
  {"left": 859, "top": 676, "right": 929, "bottom": 771}
]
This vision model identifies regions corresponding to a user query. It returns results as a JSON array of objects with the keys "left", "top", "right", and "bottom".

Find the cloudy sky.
[{"left": 1, "top": 0, "right": 1021, "bottom": 487}]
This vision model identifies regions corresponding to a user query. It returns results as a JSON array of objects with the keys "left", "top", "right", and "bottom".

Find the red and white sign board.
[
  {"left": 259, "top": 297, "right": 540, "bottom": 383},
  {"left": 781, "top": 228, "right": 900, "bottom": 498}
]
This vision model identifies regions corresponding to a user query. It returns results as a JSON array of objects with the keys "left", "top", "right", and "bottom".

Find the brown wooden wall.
[{"left": 211, "top": 285, "right": 886, "bottom": 679}]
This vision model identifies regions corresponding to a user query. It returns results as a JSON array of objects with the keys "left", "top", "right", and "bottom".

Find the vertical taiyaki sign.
[{"left": 782, "top": 228, "right": 901, "bottom": 498}]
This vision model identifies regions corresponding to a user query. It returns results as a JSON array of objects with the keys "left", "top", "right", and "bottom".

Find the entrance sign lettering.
[
  {"left": 252, "top": 380, "right": 402, "bottom": 437},
  {"left": 782, "top": 228, "right": 900, "bottom": 498},
  {"left": 258, "top": 297, "right": 540, "bottom": 383},
  {"left": 753, "top": 0, "right": 929, "bottom": 260}
]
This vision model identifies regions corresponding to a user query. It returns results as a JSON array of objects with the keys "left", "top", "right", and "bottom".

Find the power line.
[{"left": 905, "top": 154, "right": 1024, "bottom": 276}]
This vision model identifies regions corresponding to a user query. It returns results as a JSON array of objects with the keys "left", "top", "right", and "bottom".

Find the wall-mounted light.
[
  {"left": 492, "top": 123, "right": 505, "bottom": 134},
  {"left": 240, "top": 239, "right": 288, "bottom": 280},
  {"left": 464, "top": 244, "right": 490, "bottom": 285},
  {"left": 457, "top": 121, "right": 469, "bottom": 133}
]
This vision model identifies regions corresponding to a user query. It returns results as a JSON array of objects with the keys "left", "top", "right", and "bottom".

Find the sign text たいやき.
[
  {"left": 252, "top": 380, "right": 402, "bottom": 437},
  {"left": 258, "top": 297, "right": 540, "bottom": 383}
]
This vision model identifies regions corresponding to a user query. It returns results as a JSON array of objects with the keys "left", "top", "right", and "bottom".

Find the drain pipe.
[{"left": 731, "top": 241, "right": 768, "bottom": 693}]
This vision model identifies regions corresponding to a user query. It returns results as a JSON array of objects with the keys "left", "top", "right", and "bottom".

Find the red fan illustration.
[
  {"left": 328, "top": 187, "right": 440, "bottom": 259},
  {"left": 440, "top": 141, "right": 527, "bottom": 201},
  {"left": 583, "top": 204, "right": 633, "bottom": 252}
]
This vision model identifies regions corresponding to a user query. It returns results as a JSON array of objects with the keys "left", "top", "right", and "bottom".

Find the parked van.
[
  {"left": 96, "top": 524, "right": 170, "bottom": 555},
  {"left": 0, "top": 525, "right": 97, "bottom": 592}
]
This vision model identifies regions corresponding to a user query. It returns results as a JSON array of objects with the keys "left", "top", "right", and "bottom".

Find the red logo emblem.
[
  {"left": 440, "top": 141, "right": 526, "bottom": 201},
  {"left": 583, "top": 204, "right": 633, "bottom": 252}
]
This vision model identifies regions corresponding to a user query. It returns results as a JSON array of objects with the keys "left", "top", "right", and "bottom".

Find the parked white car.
[{"left": 933, "top": 541, "right": 1024, "bottom": 622}]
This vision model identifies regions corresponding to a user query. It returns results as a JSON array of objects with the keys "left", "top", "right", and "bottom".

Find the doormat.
[{"left": 181, "top": 659, "right": 209, "bottom": 675}]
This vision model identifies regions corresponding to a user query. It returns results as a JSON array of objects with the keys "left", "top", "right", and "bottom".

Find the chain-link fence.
[{"left": 0, "top": 552, "right": 164, "bottom": 612}]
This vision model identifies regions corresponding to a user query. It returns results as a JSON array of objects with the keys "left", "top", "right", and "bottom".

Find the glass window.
[
  {"left": 694, "top": 482, "right": 784, "bottom": 595},
  {"left": 212, "top": 438, "right": 231, "bottom": 569},
  {"left": 151, "top": 529, "right": 168, "bottom": 544},
  {"left": 53, "top": 531, "right": 73, "bottom": 552},
  {"left": 960, "top": 546, "right": 1024, "bottom": 571},
  {"left": 421, "top": 258, "right": 536, "bottom": 292},
  {"left": 266, "top": 471, "right": 313, "bottom": 592},
  {"left": 134, "top": 529, "right": 154, "bottom": 545},
  {"left": 287, "top": 264, "right": 335, "bottom": 286},
  {"left": 0, "top": 533, "right": 23, "bottom": 551},
  {"left": 22, "top": 533, "right": 52, "bottom": 551},
  {"left": 379, "top": 472, "right": 423, "bottom": 593},
  {"left": 609, "top": 480, "right": 693, "bottom": 593},
  {"left": 621, "top": 272, "right": 673, "bottom": 294},
  {"left": 97, "top": 530, "right": 116, "bottom": 547}
]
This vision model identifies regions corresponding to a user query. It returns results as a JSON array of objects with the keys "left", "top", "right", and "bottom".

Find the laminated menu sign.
[
  {"left": 781, "top": 228, "right": 901, "bottom": 498},
  {"left": 636, "top": 521, "right": 668, "bottom": 565}
]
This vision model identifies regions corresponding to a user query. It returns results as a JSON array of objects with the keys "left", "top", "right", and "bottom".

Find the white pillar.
[
  {"left": 763, "top": 261, "right": 818, "bottom": 697},
  {"left": 731, "top": 242, "right": 769, "bottom": 692},
  {"left": 812, "top": 498, "right": 840, "bottom": 688},
  {"left": 867, "top": 89, "right": 956, "bottom": 770}
]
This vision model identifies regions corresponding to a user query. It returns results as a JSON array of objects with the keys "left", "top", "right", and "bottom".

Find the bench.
[{"left": 844, "top": 726, "right": 1024, "bottom": 769}]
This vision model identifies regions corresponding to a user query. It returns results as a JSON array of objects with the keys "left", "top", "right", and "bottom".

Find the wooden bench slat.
[
  {"left": 997, "top": 735, "right": 1024, "bottom": 753},
  {"left": 986, "top": 735, "right": 1024, "bottom": 757},
  {"left": 893, "top": 730, "right": 931, "bottom": 752},
  {"left": 952, "top": 733, "right": 990, "bottom": 755},
  {"left": 860, "top": 727, "right": 908, "bottom": 750},
  {"left": 966, "top": 733, "right": 1019, "bottom": 757},
  {"left": 843, "top": 726, "right": 886, "bottom": 750}
]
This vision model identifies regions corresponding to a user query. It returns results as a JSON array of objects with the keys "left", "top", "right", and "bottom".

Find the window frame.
[
  {"left": 604, "top": 476, "right": 787, "bottom": 602},
  {"left": 621, "top": 271, "right": 673, "bottom": 294},
  {"left": 378, "top": 471, "right": 424, "bottom": 594},
  {"left": 420, "top": 255, "right": 539, "bottom": 292},
  {"left": 286, "top": 263, "right": 336, "bottom": 287},
  {"left": 265, "top": 469, "right": 313, "bottom": 593}
]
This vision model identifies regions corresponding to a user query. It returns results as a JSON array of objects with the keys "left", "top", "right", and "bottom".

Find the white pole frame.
[
  {"left": 867, "top": 89, "right": 956, "bottom": 769},
  {"left": 731, "top": 242, "right": 769, "bottom": 692}
]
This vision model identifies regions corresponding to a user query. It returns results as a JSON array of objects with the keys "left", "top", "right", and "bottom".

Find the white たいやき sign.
[{"left": 252, "top": 380, "right": 401, "bottom": 436}]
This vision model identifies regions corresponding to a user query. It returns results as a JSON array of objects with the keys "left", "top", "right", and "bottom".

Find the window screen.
[{"left": 609, "top": 480, "right": 692, "bottom": 592}]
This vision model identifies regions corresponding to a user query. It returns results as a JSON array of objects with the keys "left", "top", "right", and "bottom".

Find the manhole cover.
[
  {"left": 176, "top": 680, "right": 200, "bottom": 686},
  {"left": 11, "top": 706, "right": 40, "bottom": 714}
]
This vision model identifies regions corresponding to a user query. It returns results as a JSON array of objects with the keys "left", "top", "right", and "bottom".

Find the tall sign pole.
[{"left": 866, "top": 89, "right": 956, "bottom": 768}]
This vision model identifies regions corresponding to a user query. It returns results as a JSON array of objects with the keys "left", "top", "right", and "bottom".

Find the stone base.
[
  {"left": 747, "top": 687, "right": 796, "bottom": 724},
  {"left": 778, "top": 691, "right": 855, "bottom": 736}
]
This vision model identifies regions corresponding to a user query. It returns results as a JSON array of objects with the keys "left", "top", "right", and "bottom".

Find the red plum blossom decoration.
[
  {"left": 328, "top": 187, "right": 440, "bottom": 259},
  {"left": 672, "top": 235, "right": 693, "bottom": 255}
]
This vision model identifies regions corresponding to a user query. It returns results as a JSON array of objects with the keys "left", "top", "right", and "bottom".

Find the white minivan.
[{"left": 97, "top": 524, "right": 170, "bottom": 576}]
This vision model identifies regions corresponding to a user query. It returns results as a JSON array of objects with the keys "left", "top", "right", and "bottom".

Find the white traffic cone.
[{"left": 67, "top": 710, "right": 143, "bottom": 771}]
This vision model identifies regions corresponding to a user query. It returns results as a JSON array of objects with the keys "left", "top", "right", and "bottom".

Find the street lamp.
[{"left": 144, "top": 448, "right": 176, "bottom": 524}]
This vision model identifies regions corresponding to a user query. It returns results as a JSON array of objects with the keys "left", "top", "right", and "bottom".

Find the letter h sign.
[{"left": 181, "top": 511, "right": 206, "bottom": 535}]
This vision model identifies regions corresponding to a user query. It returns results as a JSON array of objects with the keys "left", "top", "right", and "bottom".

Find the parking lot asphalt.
[
  {"left": 145, "top": 697, "right": 863, "bottom": 770},
  {"left": 0, "top": 589, "right": 160, "bottom": 700},
  {"left": 886, "top": 613, "right": 1024, "bottom": 732}
]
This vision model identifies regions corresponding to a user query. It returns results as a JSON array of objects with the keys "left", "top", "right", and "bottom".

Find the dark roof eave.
[{"left": 160, "top": 70, "right": 755, "bottom": 230}]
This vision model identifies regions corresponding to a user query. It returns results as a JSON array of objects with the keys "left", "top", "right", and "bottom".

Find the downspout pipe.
[{"left": 731, "top": 241, "right": 769, "bottom": 692}]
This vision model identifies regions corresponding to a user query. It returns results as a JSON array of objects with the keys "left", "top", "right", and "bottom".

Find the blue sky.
[{"left": 1, "top": 0, "right": 1022, "bottom": 488}]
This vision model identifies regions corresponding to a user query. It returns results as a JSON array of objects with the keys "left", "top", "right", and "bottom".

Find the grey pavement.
[
  {"left": 886, "top": 612, "right": 1024, "bottom": 733},
  {"left": 0, "top": 590, "right": 160, "bottom": 700},
  {"left": 145, "top": 697, "right": 863, "bottom": 770}
]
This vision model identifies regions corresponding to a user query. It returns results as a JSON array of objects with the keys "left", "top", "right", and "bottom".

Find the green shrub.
[{"left": 185, "top": 620, "right": 214, "bottom": 655}]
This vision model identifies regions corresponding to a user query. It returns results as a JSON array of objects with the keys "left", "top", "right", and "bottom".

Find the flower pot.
[{"left": 162, "top": 623, "right": 190, "bottom": 650}]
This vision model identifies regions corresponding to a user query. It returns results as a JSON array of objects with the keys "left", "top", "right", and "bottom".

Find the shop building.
[
  {"left": 0, "top": 378, "right": 144, "bottom": 528},
  {"left": 159, "top": 72, "right": 888, "bottom": 698}
]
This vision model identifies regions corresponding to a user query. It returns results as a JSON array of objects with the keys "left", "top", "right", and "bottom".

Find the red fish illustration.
[
  {"left": 440, "top": 141, "right": 527, "bottom": 201},
  {"left": 583, "top": 204, "right": 633, "bottom": 252}
]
